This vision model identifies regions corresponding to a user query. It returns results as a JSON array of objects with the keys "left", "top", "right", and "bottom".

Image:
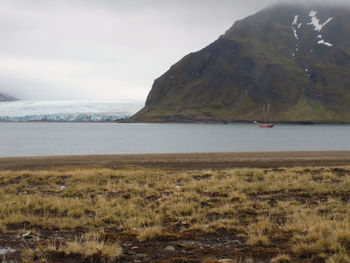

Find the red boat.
[
  {"left": 255, "top": 104, "right": 275, "bottom": 128},
  {"left": 259, "top": 123, "right": 274, "bottom": 128}
]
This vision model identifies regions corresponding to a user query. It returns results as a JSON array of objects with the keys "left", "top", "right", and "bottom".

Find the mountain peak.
[{"left": 132, "top": 3, "right": 350, "bottom": 123}]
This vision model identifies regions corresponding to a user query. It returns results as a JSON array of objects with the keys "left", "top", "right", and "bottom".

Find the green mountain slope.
[{"left": 132, "top": 3, "right": 350, "bottom": 123}]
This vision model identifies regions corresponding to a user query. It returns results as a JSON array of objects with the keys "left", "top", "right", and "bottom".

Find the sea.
[{"left": 1, "top": 122, "right": 350, "bottom": 157}]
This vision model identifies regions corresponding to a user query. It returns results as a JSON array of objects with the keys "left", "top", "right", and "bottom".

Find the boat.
[
  {"left": 258, "top": 123, "right": 274, "bottom": 128},
  {"left": 255, "top": 104, "right": 275, "bottom": 128}
]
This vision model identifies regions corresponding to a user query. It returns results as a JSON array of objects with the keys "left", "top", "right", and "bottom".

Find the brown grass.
[
  {"left": 137, "top": 225, "right": 163, "bottom": 241},
  {"left": 1, "top": 166, "right": 350, "bottom": 262}
]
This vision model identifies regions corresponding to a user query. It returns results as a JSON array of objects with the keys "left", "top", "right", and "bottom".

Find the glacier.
[{"left": 0, "top": 100, "right": 143, "bottom": 121}]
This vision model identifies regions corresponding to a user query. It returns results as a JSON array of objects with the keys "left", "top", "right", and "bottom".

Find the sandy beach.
[{"left": 0, "top": 151, "right": 350, "bottom": 170}]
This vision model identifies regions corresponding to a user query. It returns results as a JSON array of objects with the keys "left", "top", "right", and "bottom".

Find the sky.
[{"left": 0, "top": 0, "right": 348, "bottom": 101}]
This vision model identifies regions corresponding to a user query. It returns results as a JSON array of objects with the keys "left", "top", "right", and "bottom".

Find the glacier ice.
[{"left": 0, "top": 100, "right": 143, "bottom": 121}]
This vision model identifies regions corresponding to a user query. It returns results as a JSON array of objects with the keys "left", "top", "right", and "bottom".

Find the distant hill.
[
  {"left": 0, "top": 92, "right": 17, "bottom": 102},
  {"left": 132, "top": 3, "right": 350, "bottom": 123}
]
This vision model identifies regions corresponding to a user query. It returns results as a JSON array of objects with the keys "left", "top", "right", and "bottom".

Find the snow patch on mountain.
[
  {"left": 0, "top": 100, "right": 143, "bottom": 121},
  {"left": 291, "top": 15, "right": 302, "bottom": 40},
  {"left": 292, "top": 28, "right": 298, "bottom": 40},
  {"left": 291, "top": 14, "right": 303, "bottom": 59},
  {"left": 292, "top": 15, "right": 299, "bottom": 25},
  {"left": 318, "top": 39, "right": 333, "bottom": 47},
  {"left": 308, "top": 10, "right": 333, "bottom": 32},
  {"left": 307, "top": 10, "right": 333, "bottom": 46},
  {"left": 305, "top": 68, "right": 311, "bottom": 78},
  {"left": 290, "top": 11, "right": 334, "bottom": 54}
]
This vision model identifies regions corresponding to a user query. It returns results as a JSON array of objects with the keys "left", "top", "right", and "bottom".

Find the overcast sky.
[{"left": 0, "top": 0, "right": 347, "bottom": 101}]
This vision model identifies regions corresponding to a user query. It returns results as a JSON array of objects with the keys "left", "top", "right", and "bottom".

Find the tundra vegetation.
[{"left": 1, "top": 166, "right": 350, "bottom": 262}]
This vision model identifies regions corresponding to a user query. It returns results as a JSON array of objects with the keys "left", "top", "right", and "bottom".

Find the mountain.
[
  {"left": 132, "top": 3, "right": 350, "bottom": 123},
  {"left": 0, "top": 92, "right": 17, "bottom": 102}
]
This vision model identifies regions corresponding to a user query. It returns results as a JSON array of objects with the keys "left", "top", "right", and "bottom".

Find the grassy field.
[{"left": 1, "top": 164, "right": 350, "bottom": 262}]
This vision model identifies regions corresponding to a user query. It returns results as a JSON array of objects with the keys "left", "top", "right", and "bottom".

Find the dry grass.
[
  {"left": 247, "top": 216, "right": 273, "bottom": 246},
  {"left": 1, "top": 166, "right": 350, "bottom": 262},
  {"left": 21, "top": 248, "right": 36, "bottom": 263},
  {"left": 42, "top": 232, "right": 122, "bottom": 262},
  {"left": 270, "top": 254, "right": 291, "bottom": 263},
  {"left": 327, "top": 253, "right": 350, "bottom": 263},
  {"left": 137, "top": 225, "right": 163, "bottom": 241}
]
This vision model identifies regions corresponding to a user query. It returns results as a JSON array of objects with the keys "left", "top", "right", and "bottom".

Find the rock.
[
  {"left": 131, "top": 246, "right": 138, "bottom": 250},
  {"left": 244, "top": 258, "right": 254, "bottom": 263},
  {"left": 22, "top": 232, "right": 36, "bottom": 240},
  {"left": 22, "top": 232, "right": 31, "bottom": 237},
  {"left": 123, "top": 242, "right": 132, "bottom": 247},
  {"left": 135, "top": 253, "right": 147, "bottom": 259},
  {"left": 176, "top": 242, "right": 187, "bottom": 247},
  {"left": 164, "top": 246, "right": 175, "bottom": 251}
]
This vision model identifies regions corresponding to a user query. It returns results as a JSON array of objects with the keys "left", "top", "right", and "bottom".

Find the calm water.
[{"left": 0, "top": 122, "right": 350, "bottom": 157}]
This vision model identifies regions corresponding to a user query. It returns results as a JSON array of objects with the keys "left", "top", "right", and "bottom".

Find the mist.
[{"left": 0, "top": 0, "right": 348, "bottom": 101}]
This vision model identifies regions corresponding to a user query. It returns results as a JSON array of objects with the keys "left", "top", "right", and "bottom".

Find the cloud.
[{"left": 0, "top": 0, "right": 348, "bottom": 100}]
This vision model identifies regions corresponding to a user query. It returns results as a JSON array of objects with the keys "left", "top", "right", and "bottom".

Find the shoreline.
[
  {"left": 1, "top": 151, "right": 350, "bottom": 170},
  {"left": 0, "top": 120, "right": 350, "bottom": 125}
]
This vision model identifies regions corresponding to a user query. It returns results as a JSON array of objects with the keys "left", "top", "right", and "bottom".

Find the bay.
[{"left": 0, "top": 122, "right": 350, "bottom": 157}]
